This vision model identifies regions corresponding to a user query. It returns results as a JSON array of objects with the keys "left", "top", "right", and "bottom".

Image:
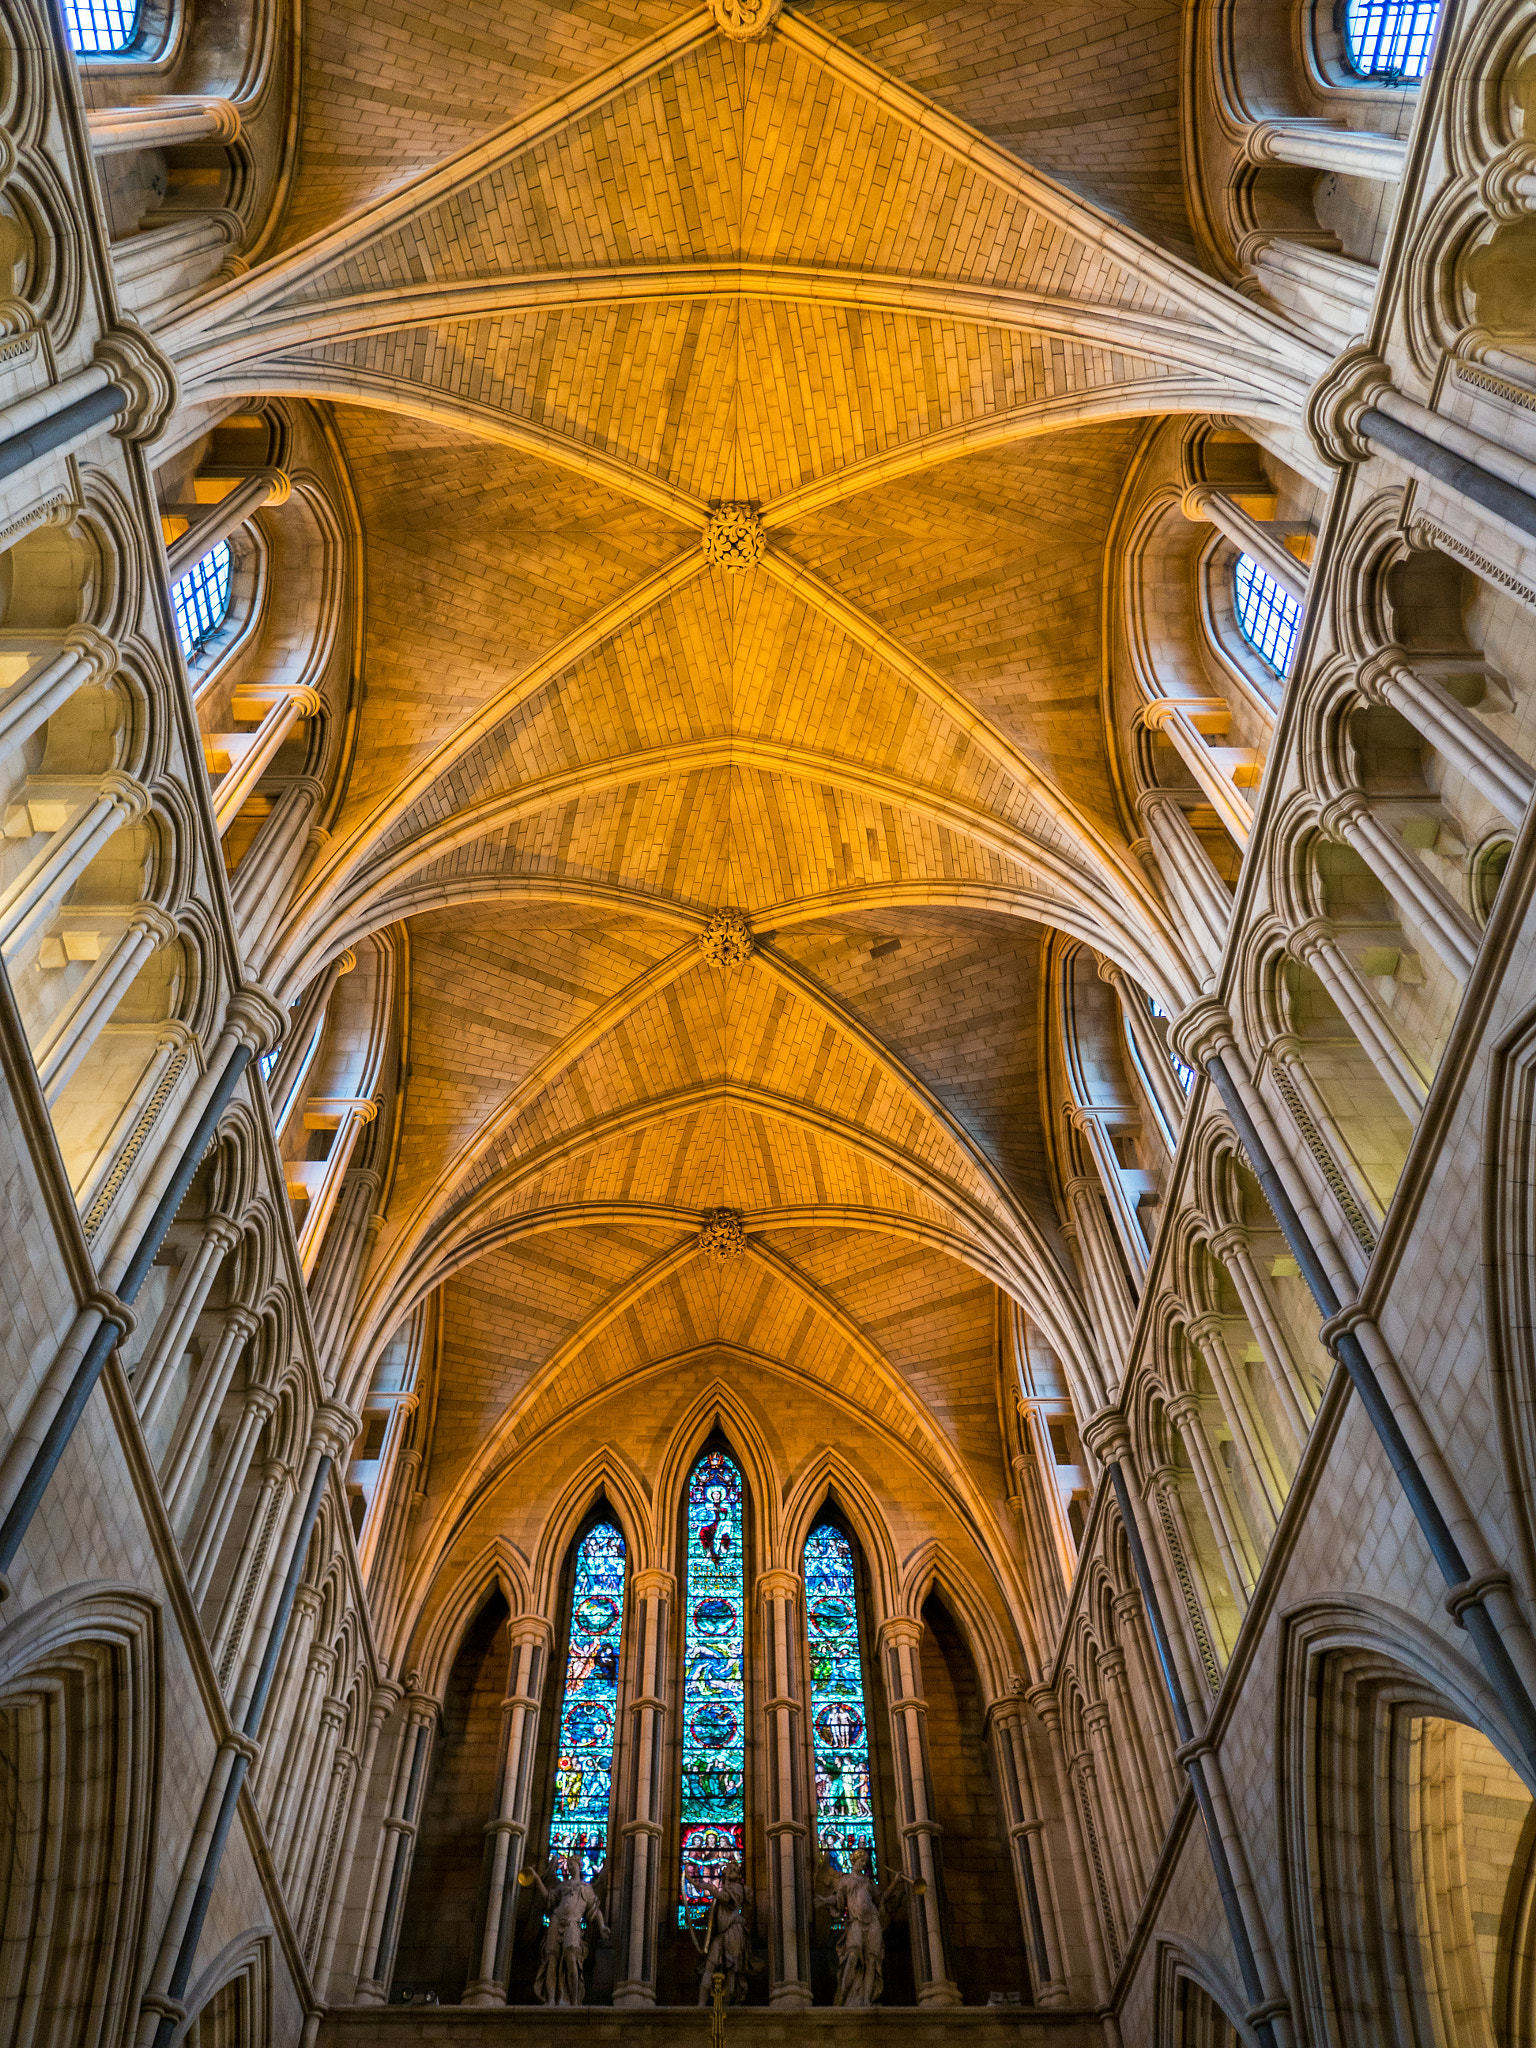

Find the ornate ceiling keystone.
[
  {"left": 699, "top": 1209, "right": 746, "bottom": 1260},
  {"left": 702, "top": 504, "right": 766, "bottom": 573},
  {"left": 708, "top": 0, "right": 782, "bottom": 39},
  {"left": 699, "top": 911, "right": 754, "bottom": 967}
]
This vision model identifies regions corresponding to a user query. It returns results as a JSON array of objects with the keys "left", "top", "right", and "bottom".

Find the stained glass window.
[
  {"left": 63, "top": 0, "right": 139, "bottom": 52},
  {"left": 171, "top": 541, "right": 232, "bottom": 659},
  {"left": 1344, "top": 0, "right": 1440, "bottom": 78},
  {"left": 1234, "top": 553, "right": 1302, "bottom": 679},
  {"left": 549, "top": 1521, "right": 626, "bottom": 1882},
  {"left": 805, "top": 1523, "right": 876, "bottom": 1872},
  {"left": 679, "top": 1447, "right": 745, "bottom": 1924}
]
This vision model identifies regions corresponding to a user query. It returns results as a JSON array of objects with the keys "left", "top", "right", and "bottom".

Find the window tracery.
[
  {"left": 171, "top": 541, "right": 233, "bottom": 659},
  {"left": 679, "top": 1447, "right": 745, "bottom": 1924},
  {"left": 1343, "top": 0, "right": 1440, "bottom": 78},
  {"left": 550, "top": 1521, "right": 626, "bottom": 1883},
  {"left": 63, "top": 0, "right": 139, "bottom": 50},
  {"left": 1234, "top": 553, "right": 1302, "bottom": 678},
  {"left": 804, "top": 1522, "right": 876, "bottom": 1872}
]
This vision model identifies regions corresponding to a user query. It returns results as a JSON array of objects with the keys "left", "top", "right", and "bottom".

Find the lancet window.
[
  {"left": 804, "top": 1522, "right": 876, "bottom": 1871},
  {"left": 63, "top": 0, "right": 139, "bottom": 51},
  {"left": 679, "top": 1447, "right": 745, "bottom": 1924},
  {"left": 550, "top": 1521, "right": 626, "bottom": 1881},
  {"left": 171, "top": 541, "right": 233, "bottom": 659},
  {"left": 1343, "top": 0, "right": 1440, "bottom": 77},
  {"left": 1234, "top": 553, "right": 1302, "bottom": 678}
]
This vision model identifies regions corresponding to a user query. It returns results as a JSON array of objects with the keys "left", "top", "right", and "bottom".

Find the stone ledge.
[{"left": 316, "top": 2010, "right": 1105, "bottom": 2045}]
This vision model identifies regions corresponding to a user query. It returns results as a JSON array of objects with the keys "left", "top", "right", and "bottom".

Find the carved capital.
[
  {"left": 1479, "top": 141, "right": 1536, "bottom": 223},
  {"left": 1287, "top": 916, "right": 1337, "bottom": 965},
  {"left": 1306, "top": 345, "right": 1392, "bottom": 469},
  {"left": 93, "top": 323, "right": 179, "bottom": 445},
  {"left": 127, "top": 902, "right": 179, "bottom": 949},
  {"left": 1167, "top": 996, "right": 1235, "bottom": 1074},
  {"left": 1080, "top": 1408, "right": 1131, "bottom": 1466},
  {"left": 223, "top": 983, "right": 290, "bottom": 1055},
  {"left": 62, "top": 622, "right": 120, "bottom": 684}
]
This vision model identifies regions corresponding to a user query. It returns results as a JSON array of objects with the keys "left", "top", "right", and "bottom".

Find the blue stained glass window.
[
  {"left": 804, "top": 1523, "right": 876, "bottom": 1873},
  {"left": 170, "top": 541, "right": 232, "bottom": 659},
  {"left": 1234, "top": 553, "right": 1302, "bottom": 679},
  {"left": 63, "top": 0, "right": 139, "bottom": 52},
  {"left": 679, "top": 1447, "right": 745, "bottom": 1924},
  {"left": 549, "top": 1521, "right": 626, "bottom": 1883},
  {"left": 1344, "top": 0, "right": 1440, "bottom": 78}
]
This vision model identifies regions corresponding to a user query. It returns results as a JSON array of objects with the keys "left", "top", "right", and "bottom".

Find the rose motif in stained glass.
[
  {"left": 690, "top": 1702, "right": 739, "bottom": 1748},
  {"left": 692, "top": 1596, "right": 736, "bottom": 1632},
  {"left": 574, "top": 1593, "right": 618, "bottom": 1636}
]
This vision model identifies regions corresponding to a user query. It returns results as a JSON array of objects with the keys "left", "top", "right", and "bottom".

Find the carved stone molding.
[{"left": 708, "top": 0, "right": 782, "bottom": 39}]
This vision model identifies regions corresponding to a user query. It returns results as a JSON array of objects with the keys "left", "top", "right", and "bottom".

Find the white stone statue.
[
  {"left": 814, "top": 1848, "right": 916, "bottom": 2008},
  {"left": 520, "top": 1855, "right": 608, "bottom": 2007},
  {"left": 688, "top": 1856, "right": 757, "bottom": 2006}
]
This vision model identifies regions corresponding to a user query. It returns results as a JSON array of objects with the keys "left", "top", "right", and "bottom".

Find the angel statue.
[
  {"left": 519, "top": 1853, "right": 609, "bottom": 2007},
  {"left": 814, "top": 1847, "right": 919, "bottom": 2009},
  {"left": 688, "top": 1857, "right": 760, "bottom": 2005}
]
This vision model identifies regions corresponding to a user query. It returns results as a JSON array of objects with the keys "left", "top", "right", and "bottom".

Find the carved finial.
[
  {"left": 699, "top": 910, "right": 754, "bottom": 967},
  {"left": 702, "top": 503, "right": 766, "bottom": 572},
  {"left": 699, "top": 1209, "right": 746, "bottom": 1261},
  {"left": 709, "top": 0, "right": 782, "bottom": 38}
]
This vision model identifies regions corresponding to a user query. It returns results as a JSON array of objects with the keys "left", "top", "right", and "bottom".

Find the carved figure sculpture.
[
  {"left": 689, "top": 1856, "right": 755, "bottom": 2006},
  {"left": 521, "top": 1856, "right": 608, "bottom": 2007},
  {"left": 814, "top": 1849, "right": 914, "bottom": 2008}
]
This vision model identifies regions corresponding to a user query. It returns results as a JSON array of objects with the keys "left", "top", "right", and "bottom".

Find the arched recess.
[
  {"left": 394, "top": 1586, "right": 510, "bottom": 2005},
  {"left": 1152, "top": 1935, "right": 1254, "bottom": 2045},
  {"left": 175, "top": 1931, "right": 272, "bottom": 2048},
  {"left": 1277, "top": 1600, "right": 1536, "bottom": 2048},
  {"left": 0, "top": 1585, "right": 161, "bottom": 2048}
]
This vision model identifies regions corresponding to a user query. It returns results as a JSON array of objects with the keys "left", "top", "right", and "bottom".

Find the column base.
[
  {"left": 613, "top": 1984, "right": 657, "bottom": 2008},
  {"left": 769, "top": 1984, "right": 812, "bottom": 2010},
  {"left": 917, "top": 1979, "right": 963, "bottom": 2008},
  {"left": 1038, "top": 1982, "right": 1072, "bottom": 2008},
  {"left": 351, "top": 1984, "right": 388, "bottom": 2008},
  {"left": 460, "top": 1982, "right": 506, "bottom": 2008}
]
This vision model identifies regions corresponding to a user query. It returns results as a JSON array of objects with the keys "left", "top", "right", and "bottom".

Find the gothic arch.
[
  {"left": 527, "top": 1452, "right": 656, "bottom": 1614},
  {"left": 779, "top": 1452, "right": 901, "bottom": 1618},
  {"left": 404, "top": 1536, "right": 529, "bottom": 1704}
]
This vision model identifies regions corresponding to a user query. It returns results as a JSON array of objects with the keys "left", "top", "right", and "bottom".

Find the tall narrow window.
[
  {"left": 1147, "top": 994, "right": 1195, "bottom": 1094},
  {"left": 804, "top": 1522, "right": 875, "bottom": 1871},
  {"left": 679, "top": 1447, "right": 745, "bottom": 1923},
  {"left": 1233, "top": 553, "right": 1301, "bottom": 679},
  {"left": 1343, "top": 0, "right": 1440, "bottom": 78},
  {"left": 63, "top": 0, "right": 139, "bottom": 52},
  {"left": 170, "top": 541, "right": 233, "bottom": 659},
  {"left": 550, "top": 1521, "right": 626, "bottom": 1881}
]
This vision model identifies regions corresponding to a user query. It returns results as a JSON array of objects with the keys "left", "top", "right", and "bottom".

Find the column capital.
[
  {"left": 99, "top": 769, "right": 151, "bottom": 822},
  {"left": 877, "top": 1614, "right": 924, "bottom": 1651},
  {"left": 1287, "top": 915, "right": 1337, "bottom": 965},
  {"left": 1081, "top": 1408, "right": 1131, "bottom": 1466},
  {"left": 223, "top": 983, "right": 290, "bottom": 1055},
  {"left": 507, "top": 1612, "right": 554, "bottom": 1648},
  {"left": 93, "top": 321, "right": 179, "bottom": 444},
  {"left": 756, "top": 1567, "right": 801, "bottom": 1603},
  {"left": 1185, "top": 1311, "right": 1228, "bottom": 1348},
  {"left": 1353, "top": 643, "right": 1412, "bottom": 708},
  {"left": 1167, "top": 996, "right": 1236, "bottom": 1073},
  {"left": 1165, "top": 1392, "right": 1204, "bottom": 1432},
  {"left": 61, "top": 622, "right": 120, "bottom": 683},
  {"left": 1023, "top": 1681, "right": 1060, "bottom": 1727},
  {"left": 311, "top": 1399, "right": 360, "bottom": 1459},
  {"left": 1306, "top": 343, "right": 1392, "bottom": 468},
  {"left": 1206, "top": 1224, "right": 1251, "bottom": 1262},
  {"left": 631, "top": 1568, "right": 675, "bottom": 1599},
  {"left": 1317, "top": 787, "right": 1371, "bottom": 841},
  {"left": 367, "top": 1680, "right": 404, "bottom": 1725}
]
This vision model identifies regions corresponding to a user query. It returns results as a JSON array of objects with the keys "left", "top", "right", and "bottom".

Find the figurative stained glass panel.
[
  {"left": 1344, "top": 0, "right": 1440, "bottom": 77},
  {"left": 63, "top": 0, "right": 139, "bottom": 52},
  {"left": 679, "top": 1447, "right": 745, "bottom": 1923},
  {"left": 804, "top": 1523, "right": 876, "bottom": 1872},
  {"left": 1234, "top": 552, "right": 1302, "bottom": 679},
  {"left": 170, "top": 541, "right": 232, "bottom": 659},
  {"left": 549, "top": 1521, "right": 626, "bottom": 1882}
]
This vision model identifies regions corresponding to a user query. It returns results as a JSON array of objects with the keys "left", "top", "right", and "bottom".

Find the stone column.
[
  {"left": 1072, "top": 1726, "right": 1133, "bottom": 1959},
  {"left": 1110, "top": 1588, "right": 1180, "bottom": 1808},
  {"left": 159, "top": 1304, "right": 261, "bottom": 1521},
  {"left": 1166, "top": 1392, "right": 1257, "bottom": 1606},
  {"left": 615, "top": 1568, "right": 673, "bottom": 2007},
  {"left": 130, "top": 1210, "right": 241, "bottom": 1427},
  {"left": 87, "top": 96, "right": 241, "bottom": 155},
  {"left": 1320, "top": 789, "right": 1479, "bottom": 981},
  {"left": 1357, "top": 646, "right": 1535, "bottom": 827},
  {"left": 286, "top": 1695, "right": 347, "bottom": 1900},
  {"left": 1141, "top": 699, "right": 1254, "bottom": 849},
  {"left": 0, "top": 623, "right": 116, "bottom": 756},
  {"left": 1288, "top": 916, "right": 1429, "bottom": 1119},
  {"left": 163, "top": 467, "right": 289, "bottom": 583},
  {"left": 273, "top": 1634, "right": 338, "bottom": 1872},
  {"left": 1186, "top": 1314, "right": 1285, "bottom": 1528},
  {"left": 758, "top": 1568, "right": 810, "bottom": 2008},
  {"left": 1096, "top": 956, "right": 1186, "bottom": 1146},
  {"left": 1239, "top": 237, "right": 1377, "bottom": 355},
  {"left": 464, "top": 1615, "right": 553, "bottom": 2006},
  {"left": 1137, "top": 792, "right": 1232, "bottom": 989},
  {"left": 1064, "top": 1175, "right": 1136, "bottom": 1366},
  {"left": 310, "top": 1680, "right": 399, "bottom": 1998},
  {"left": 251, "top": 1581, "right": 323, "bottom": 1814},
  {"left": 266, "top": 949, "right": 353, "bottom": 1137},
  {"left": 0, "top": 771, "right": 150, "bottom": 959},
  {"left": 877, "top": 1617, "right": 959, "bottom": 2007},
  {"left": 1142, "top": 1464, "right": 1226, "bottom": 1699},
  {"left": 185, "top": 1384, "right": 277, "bottom": 1602},
  {"left": 354, "top": 1686, "right": 438, "bottom": 2005},
  {"left": 1093, "top": 1652, "right": 1161, "bottom": 1880},
  {"left": 987, "top": 1692, "right": 1069, "bottom": 2005},
  {"left": 1179, "top": 484, "right": 1310, "bottom": 605},
  {"left": 1208, "top": 1225, "right": 1317, "bottom": 1439},
  {"left": 1026, "top": 1684, "right": 1111, "bottom": 2003},
  {"left": 210, "top": 1454, "right": 291, "bottom": 1689},
  {"left": 210, "top": 687, "right": 319, "bottom": 834},
  {"left": 1070, "top": 1110, "right": 1151, "bottom": 1283},
  {"left": 1245, "top": 117, "right": 1408, "bottom": 181}
]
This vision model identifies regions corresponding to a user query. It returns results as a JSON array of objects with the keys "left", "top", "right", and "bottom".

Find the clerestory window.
[
  {"left": 679, "top": 1446, "right": 746, "bottom": 1924},
  {"left": 1343, "top": 0, "right": 1441, "bottom": 78},
  {"left": 1234, "top": 553, "right": 1302, "bottom": 679},
  {"left": 805, "top": 1522, "right": 876, "bottom": 1872},
  {"left": 170, "top": 541, "right": 233, "bottom": 659},
  {"left": 62, "top": 0, "right": 140, "bottom": 52},
  {"left": 1148, "top": 994, "right": 1195, "bottom": 1094},
  {"left": 550, "top": 1520, "right": 627, "bottom": 1882}
]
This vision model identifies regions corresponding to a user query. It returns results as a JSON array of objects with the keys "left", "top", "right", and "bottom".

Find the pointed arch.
[
  {"left": 405, "top": 1536, "right": 528, "bottom": 1700},
  {"left": 528, "top": 1448, "right": 656, "bottom": 1612}
]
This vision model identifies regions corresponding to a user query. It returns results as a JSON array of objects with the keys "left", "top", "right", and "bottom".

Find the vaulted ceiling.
[{"left": 156, "top": 0, "right": 1324, "bottom": 1571}]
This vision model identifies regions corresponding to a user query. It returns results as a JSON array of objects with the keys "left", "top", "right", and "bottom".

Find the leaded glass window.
[
  {"left": 1344, "top": 0, "right": 1440, "bottom": 78},
  {"left": 63, "top": 0, "right": 139, "bottom": 52},
  {"left": 804, "top": 1523, "right": 875, "bottom": 1872},
  {"left": 1234, "top": 552, "right": 1301, "bottom": 679},
  {"left": 679, "top": 1447, "right": 745, "bottom": 1923},
  {"left": 550, "top": 1521, "right": 625, "bottom": 1881},
  {"left": 170, "top": 541, "right": 232, "bottom": 659}
]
